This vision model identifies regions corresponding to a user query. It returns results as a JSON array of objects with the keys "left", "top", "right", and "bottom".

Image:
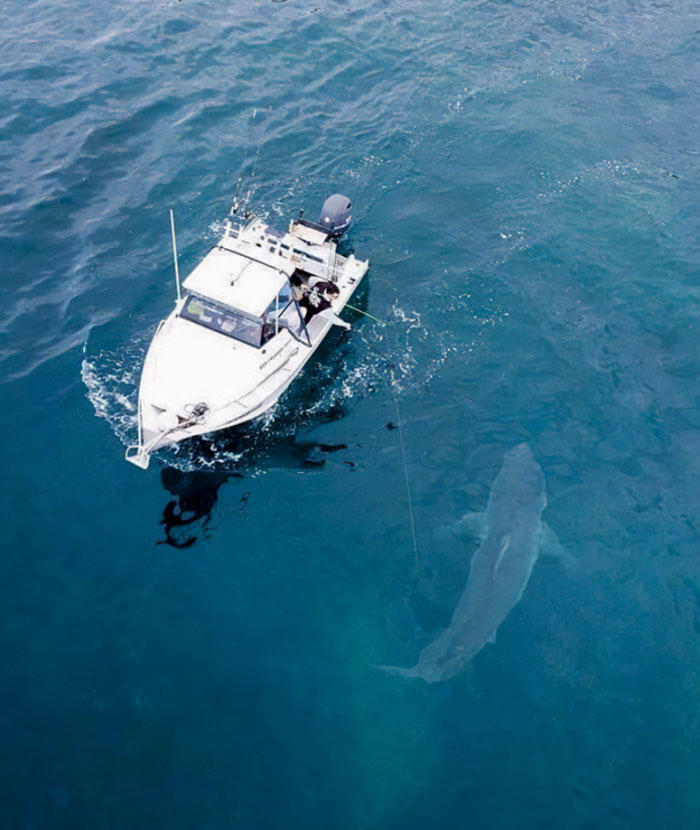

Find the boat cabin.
[{"left": 180, "top": 246, "right": 310, "bottom": 349}]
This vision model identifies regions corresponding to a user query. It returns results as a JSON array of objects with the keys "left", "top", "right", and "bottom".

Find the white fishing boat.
[{"left": 126, "top": 195, "right": 368, "bottom": 469}]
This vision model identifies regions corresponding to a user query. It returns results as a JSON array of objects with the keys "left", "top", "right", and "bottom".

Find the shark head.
[
  {"left": 502, "top": 442, "right": 537, "bottom": 469},
  {"left": 497, "top": 443, "right": 547, "bottom": 514}
]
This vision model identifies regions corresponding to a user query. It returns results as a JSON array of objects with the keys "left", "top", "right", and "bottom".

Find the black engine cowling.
[{"left": 317, "top": 194, "right": 352, "bottom": 239}]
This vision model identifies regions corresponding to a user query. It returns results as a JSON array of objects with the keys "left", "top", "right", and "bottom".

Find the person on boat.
[{"left": 292, "top": 275, "right": 351, "bottom": 330}]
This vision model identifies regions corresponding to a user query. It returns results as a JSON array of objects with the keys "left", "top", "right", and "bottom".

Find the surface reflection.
[
  {"left": 157, "top": 435, "right": 356, "bottom": 547},
  {"left": 159, "top": 467, "right": 243, "bottom": 548}
]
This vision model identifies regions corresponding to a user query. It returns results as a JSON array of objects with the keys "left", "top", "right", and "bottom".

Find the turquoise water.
[{"left": 2, "top": 0, "right": 700, "bottom": 826}]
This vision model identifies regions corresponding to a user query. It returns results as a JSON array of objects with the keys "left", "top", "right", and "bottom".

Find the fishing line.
[
  {"left": 344, "top": 303, "right": 385, "bottom": 326},
  {"left": 392, "top": 380, "right": 419, "bottom": 565},
  {"left": 356, "top": 330, "right": 419, "bottom": 564}
]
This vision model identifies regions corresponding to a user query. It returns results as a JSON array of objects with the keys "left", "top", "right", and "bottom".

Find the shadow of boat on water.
[
  {"left": 157, "top": 434, "right": 355, "bottom": 548},
  {"left": 158, "top": 467, "right": 242, "bottom": 549}
]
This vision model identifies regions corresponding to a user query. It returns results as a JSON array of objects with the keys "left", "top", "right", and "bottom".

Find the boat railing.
[{"left": 221, "top": 220, "right": 342, "bottom": 294}]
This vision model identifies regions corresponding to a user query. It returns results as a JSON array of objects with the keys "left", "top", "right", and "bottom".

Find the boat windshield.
[{"left": 180, "top": 293, "right": 265, "bottom": 348}]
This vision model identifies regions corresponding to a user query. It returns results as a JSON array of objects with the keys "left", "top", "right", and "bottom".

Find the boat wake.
[{"left": 81, "top": 334, "right": 147, "bottom": 449}]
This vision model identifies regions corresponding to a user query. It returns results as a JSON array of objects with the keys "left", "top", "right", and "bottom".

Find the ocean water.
[{"left": 2, "top": 0, "right": 700, "bottom": 826}]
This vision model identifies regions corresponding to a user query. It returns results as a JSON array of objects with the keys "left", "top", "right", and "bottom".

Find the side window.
[
  {"left": 278, "top": 283, "right": 292, "bottom": 305},
  {"left": 264, "top": 284, "right": 292, "bottom": 320},
  {"left": 259, "top": 282, "right": 309, "bottom": 344}
]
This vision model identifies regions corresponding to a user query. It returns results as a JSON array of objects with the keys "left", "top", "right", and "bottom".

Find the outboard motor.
[{"left": 318, "top": 194, "right": 352, "bottom": 239}]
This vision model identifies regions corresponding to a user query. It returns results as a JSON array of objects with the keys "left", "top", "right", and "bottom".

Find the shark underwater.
[{"left": 378, "top": 443, "right": 563, "bottom": 683}]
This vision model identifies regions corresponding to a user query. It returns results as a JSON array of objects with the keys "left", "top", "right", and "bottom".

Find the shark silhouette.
[{"left": 378, "top": 443, "right": 562, "bottom": 682}]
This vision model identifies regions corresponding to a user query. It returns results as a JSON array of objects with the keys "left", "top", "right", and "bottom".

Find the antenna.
[{"left": 170, "top": 209, "right": 182, "bottom": 302}]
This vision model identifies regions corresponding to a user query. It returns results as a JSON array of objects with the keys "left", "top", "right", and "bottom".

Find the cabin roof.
[{"left": 182, "top": 247, "right": 288, "bottom": 318}]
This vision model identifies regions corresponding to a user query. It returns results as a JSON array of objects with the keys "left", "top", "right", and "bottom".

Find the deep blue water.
[{"left": 2, "top": 0, "right": 700, "bottom": 826}]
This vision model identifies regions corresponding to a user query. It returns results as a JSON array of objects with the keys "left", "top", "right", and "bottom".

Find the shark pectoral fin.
[
  {"left": 538, "top": 523, "right": 579, "bottom": 570},
  {"left": 488, "top": 631, "right": 497, "bottom": 645},
  {"left": 460, "top": 511, "right": 488, "bottom": 540},
  {"left": 436, "top": 511, "right": 486, "bottom": 543}
]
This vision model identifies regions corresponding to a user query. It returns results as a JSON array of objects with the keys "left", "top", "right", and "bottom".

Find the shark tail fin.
[{"left": 372, "top": 663, "right": 421, "bottom": 679}]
